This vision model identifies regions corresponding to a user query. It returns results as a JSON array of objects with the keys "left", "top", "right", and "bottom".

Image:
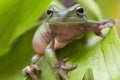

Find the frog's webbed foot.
[
  {"left": 23, "top": 64, "right": 40, "bottom": 80},
  {"left": 99, "top": 18, "right": 115, "bottom": 29},
  {"left": 23, "top": 54, "right": 42, "bottom": 80},
  {"left": 56, "top": 58, "right": 76, "bottom": 70},
  {"left": 92, "top": 18, "right": 115, "bottom": 38},
  {"left": 55, "top": 58, "right": 77, "bottom": 80}
]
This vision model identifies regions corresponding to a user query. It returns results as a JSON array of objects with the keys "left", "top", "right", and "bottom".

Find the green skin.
[{"left": 23, "top": 4, "right": 114, "bottom": 80}]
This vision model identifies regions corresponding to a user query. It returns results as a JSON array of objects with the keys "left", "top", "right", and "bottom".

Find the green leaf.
[
  {"left": 96, "top": 0, "right": 119, "bottom": 19},
  {"left": 0, "top": 0, "right": 51, "bottom": 55},
  {"left": 59, "top": 26, "right": 120, "bottom": 80},
  {"left": 0, "top": 0, "right": 51, "bottom": 80},
  {"left": 86, "top": 26, "right": 120, "bottom": 80},
  {"left": 24, "top": 26, "right": 120, "bottom": 80},
  {"left": 0, "top": 27, "right": 36, "bottom": 80},
  {"left": 0, "top": 1, "right": 119, "bottom": 80}
]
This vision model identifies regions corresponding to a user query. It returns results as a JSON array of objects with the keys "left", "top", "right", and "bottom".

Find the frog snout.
[{"left": 58, "top": 11, "right": 68, "bottom": 17}]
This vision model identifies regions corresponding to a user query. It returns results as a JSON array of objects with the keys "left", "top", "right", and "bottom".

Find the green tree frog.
[{"left": 23, "top": 4, "right": 114, "bottom": 80}]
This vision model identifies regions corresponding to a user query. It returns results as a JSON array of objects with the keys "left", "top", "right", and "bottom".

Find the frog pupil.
[
  {"left": 47, "top": 10, "right": 53, "bottom": 15},
  {"left": 78, "top": 8, "right": 84, "bottom": 13}
]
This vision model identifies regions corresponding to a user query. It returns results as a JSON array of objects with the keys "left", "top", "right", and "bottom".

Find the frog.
[{"left": 23, "top": 4, "right": 115, "bottom": 80}]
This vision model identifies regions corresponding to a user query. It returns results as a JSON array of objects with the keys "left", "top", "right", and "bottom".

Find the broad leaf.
[
  {"left": 96, "top": 0, "right": 119, "bottom": 19},
  {"left": 0, "top": 0, "right": 51, "bottom": 80},
  {"left": 0, "top": 0, "right": 119, "bottom": 80},
  {"left": 25, "top": 26, "right": 120, "bottom": 80},
  {"left": 0, "top": 0, "right": 51, "bottom": 55},
  {"left": 0, "top": 27, "right": 36, "bottom": 80}
]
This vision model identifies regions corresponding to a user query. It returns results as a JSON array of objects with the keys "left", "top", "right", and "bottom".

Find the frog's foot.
[
  {"left": 99, "top": 18, "right": 115, "bottom": 30},
  {"left": 55, "top": 58, "right": 77, "bottom": 80},
  {"left": 93, "top": 18, "right": 115, "bottom": 38},
  {"left": 23, "top": 64, "right": 40, "bottom": 80},
  {"left": 56, "top": 58, "right": 76, "bottom": 70}
]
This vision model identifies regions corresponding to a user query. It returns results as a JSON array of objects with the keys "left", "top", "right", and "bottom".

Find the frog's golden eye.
[
  {"left": 76, "top": 7, "right": 84, "bottom": 16},
  {"left": 47, "top": 9, "right": 53, "bottom": 17}
]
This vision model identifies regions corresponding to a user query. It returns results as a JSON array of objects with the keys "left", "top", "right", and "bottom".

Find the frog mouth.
[
  {"left": 49, "top": 18, "right": 86, "bottom": 22},
  {"left": 49, "top": 21, "right": 85, "bottom": 27},
  {"left": 49, "top": 20, "right": 86, "bottom": 25},
  {"left": 48, "top": 18, "right": 87, "bottom": 26}
]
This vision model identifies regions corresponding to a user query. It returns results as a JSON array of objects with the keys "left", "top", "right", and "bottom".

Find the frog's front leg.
[
  {"left": 89, "top": 18, "right": 115, "bottom": 38},
  {"left": 45, "top": 40, "right": 76, "bottom": 80}
]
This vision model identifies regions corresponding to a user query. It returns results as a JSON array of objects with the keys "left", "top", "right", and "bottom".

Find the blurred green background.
[{"left": 0, "top": 0, "right": 120, "bottom": 80}]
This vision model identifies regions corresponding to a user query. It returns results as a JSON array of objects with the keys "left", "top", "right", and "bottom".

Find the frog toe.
[
  {"left": 55, "top": 58, "right": 77, "bottom": 80},
  {"left": 23, "top": 64, "right": 40, "bottom": 80},
  {"left": 56, "top": 58, "right": 76, "bottom": 70},
  {"left": 60, "top": 63, "right": 77, "bottom": 70}
]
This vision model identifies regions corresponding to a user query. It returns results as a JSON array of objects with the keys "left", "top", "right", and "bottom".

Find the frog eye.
[
  {"left": 47, "top": 9, "right": 53, "bottom": 17},
  {"left": 76, "top": 7, "right": 84, "bottom": 16}
]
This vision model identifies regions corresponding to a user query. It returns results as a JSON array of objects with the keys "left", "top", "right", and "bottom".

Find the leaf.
[
  {"left": 0, "top": 27, "right": 36, "bottom": 80},
  {"left": 0, "top": 1, "right": 119, "bottom": 80},
  {"left": 89, "top": 28, "right": 120, "bottom": 80},
  {"left": 0, "top": 0, "right": 51, "bottom": 55},
  {"left": 24, "top": 26, "right": 120, "bottom": 80},
  {"left": 96, "top": 0, "right": 119, "bottom": 19},
  {"left": 59, "top": 26, "right": 120, "bottom": 80},
  {"left": 0, "top": 0, "right": 51, "bottom": 80}
]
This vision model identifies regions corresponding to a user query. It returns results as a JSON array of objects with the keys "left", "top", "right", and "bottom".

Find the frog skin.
[{"left": 23, "top": 4, "right": 114, "bottom": 80}]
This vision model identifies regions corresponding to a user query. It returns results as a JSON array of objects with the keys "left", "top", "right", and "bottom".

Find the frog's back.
[{"left": 32, "top": 23, "right": 52, "bottom": 54}]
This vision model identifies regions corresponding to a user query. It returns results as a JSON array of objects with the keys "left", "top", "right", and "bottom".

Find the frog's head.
[{"left": 46, "top": 4, "right": 88, "bottom": 22}]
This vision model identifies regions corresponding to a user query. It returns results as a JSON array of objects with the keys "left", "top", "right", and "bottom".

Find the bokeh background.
[{"left": 0, "top": 0, "right": 120, "bottom": 80}]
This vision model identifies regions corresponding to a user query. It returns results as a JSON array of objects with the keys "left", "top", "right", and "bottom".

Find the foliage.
[{"left": 0, "top": 0, "right": 119, "bottom": 80}]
